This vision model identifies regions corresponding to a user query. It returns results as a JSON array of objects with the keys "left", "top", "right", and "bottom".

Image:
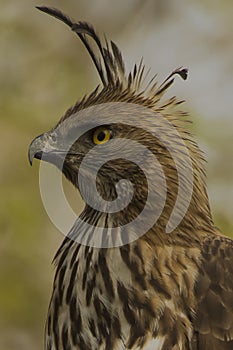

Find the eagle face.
[
  {"left": 29, "top": 105, "right": 147, "bottom": 196},
  {"left": 28, "top": 6, "right": 233, "bottom": 350}
]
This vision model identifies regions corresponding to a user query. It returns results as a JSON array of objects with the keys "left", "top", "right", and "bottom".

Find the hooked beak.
[
  {"left": 28, "top": 133, "right": 55, "bottom": 165},
  {"left": 28, "top": 132, "right": 66, "bottom": 169}
]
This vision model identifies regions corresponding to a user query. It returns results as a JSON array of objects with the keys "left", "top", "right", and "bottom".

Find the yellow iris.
[{"left": 93, "top": 127, "right": 111, "bottom": 145}]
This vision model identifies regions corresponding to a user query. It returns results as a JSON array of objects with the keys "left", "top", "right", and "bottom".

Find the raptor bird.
[{"left": 29, "top": 6, "right": 233, "bottom": 350}]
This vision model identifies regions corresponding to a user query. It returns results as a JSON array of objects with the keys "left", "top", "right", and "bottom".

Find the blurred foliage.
[{"left": 0, "top": 0, "right": 232, "bottom": 349}]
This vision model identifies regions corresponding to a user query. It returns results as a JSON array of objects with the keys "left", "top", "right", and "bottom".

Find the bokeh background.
[{"left": 0, "top": 0, "right": 232, "bottom": 349}]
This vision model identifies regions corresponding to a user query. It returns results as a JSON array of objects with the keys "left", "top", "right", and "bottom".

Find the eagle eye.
[{"left": 93, "top": 127, "right": 112, "bottom": 145}]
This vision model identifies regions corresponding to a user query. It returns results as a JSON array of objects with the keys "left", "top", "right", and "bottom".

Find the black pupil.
[{"left": 97, "top": 131, "right": 106, "bottom": 142}]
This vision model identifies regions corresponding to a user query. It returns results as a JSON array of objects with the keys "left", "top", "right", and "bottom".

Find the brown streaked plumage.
[{"left": 29, "top": 6, "right": 233, "bottom": 350}]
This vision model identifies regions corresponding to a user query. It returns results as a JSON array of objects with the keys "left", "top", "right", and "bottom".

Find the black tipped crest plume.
[
  {"left": 36, "top": 6, "right": 188, "bottom": 117},
  {"left": 36, "top": 6, "right": 126, "bottom": 87}
]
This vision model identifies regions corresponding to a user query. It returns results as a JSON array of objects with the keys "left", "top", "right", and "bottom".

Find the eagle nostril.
[{"left": 50, "top": 133, "right": 57, "bottom": 142}]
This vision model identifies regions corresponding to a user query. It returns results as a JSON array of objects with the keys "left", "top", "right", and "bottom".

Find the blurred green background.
[{"left": 0, "top": 0, "right": 232, "bottom": 349}]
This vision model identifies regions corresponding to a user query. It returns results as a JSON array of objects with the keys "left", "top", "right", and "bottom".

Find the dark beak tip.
[{"left": 29, "top": 156, "right": 34, "bottom": 166}]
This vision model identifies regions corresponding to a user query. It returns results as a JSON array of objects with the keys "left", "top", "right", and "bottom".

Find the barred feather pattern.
[{"left": 46, "top": 217, "right": 201, "bottom": 350}]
